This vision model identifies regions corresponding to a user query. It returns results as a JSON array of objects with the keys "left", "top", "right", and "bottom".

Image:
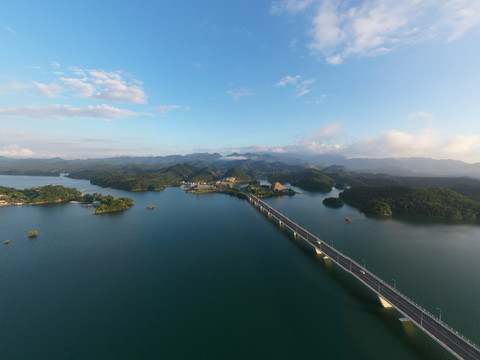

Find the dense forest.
[
  {"left": 268, "top": 169, "right": 335, "bottom": 192},
  {"left": 0, "top": 186, "right": 134, "bottom": 215},
  {"left": 322, "top": 197, "right": 344, "bottom": 208},
  {"left": 0, "top": 185, "right": 82, "bottom": 204},
  {"left": 68, "top": 163, "right": 221, "bottom": 191},
  {"left": 340, "top": 185, "right": 480, "bottom": 221},
  {"left": 68, "top": 164, "right": 255, "bottom": 191},
  {"left": 93, "top": 195, "right": 134, "bottom": 214}
]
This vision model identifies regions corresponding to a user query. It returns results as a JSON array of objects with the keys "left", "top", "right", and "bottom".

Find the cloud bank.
[
  {"left": 0, "top": 104, "right": 148, "bottom": 120},
  {"left": 272, "top": 0, "right": 480, "bottom": 64}
]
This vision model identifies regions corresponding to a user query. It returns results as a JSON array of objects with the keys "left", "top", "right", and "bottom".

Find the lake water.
[{"left": 1, "top": 175, "right": 479, "bottom": 359}]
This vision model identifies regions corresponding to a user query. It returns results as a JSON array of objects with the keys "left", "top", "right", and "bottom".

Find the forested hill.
[
  {"left": 0, "top": 185, "right": 82, "bottom": 204},
  {"left": 67, "top": 164, "right": 247, "bottom": 191},
  {"left": 340, "top": 185, "right": 480, "bottom": 221}
]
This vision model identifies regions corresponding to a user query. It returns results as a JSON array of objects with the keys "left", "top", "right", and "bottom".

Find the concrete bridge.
[{"left": 243, "top": 191, "right": 480, "bottom": 360}]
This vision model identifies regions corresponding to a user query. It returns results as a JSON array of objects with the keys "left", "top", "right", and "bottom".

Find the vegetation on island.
[
  {"left": 322, "top": 197, "right": 344, "bottom": 208},
  {"left": 268, "top": 169, "right": 335, "bottom": 192},
  {"left": 93, "top": 195, "right": 134, "bottom": 214},
  {"left": 340, "top": 185, "right": 480, "bottom": 221},
  {"left": 243, "top": 182, "right": 295, "bottom": 198},
  {"left": 28, "top": 231, "right": 38, "bottom": 238},
  {"left": 146, "top": 205, "right": 154, "bottom": 209},
  {"left": 69, "top": 163, "right": 219, "bottom": 191},
  {"left": 0, "top": 185, "right": 82, "bottom": 205},
  {"left": 0, "top": 186, "right": 134, "bottom": 215}
]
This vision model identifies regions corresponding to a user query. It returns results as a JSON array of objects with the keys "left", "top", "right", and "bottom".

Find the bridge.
[{"left": 243, "top": 191, "right": 480, "bottom": 360}]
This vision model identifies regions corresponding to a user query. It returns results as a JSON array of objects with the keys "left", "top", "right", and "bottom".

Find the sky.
[{"left": 1, "top": 0, "right": 480, "bottom": 162}]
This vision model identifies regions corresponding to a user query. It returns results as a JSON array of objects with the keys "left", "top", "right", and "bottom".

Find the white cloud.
[
  {"left": 60, "top": 77, "right": 95, "bottom": 97},
  {"left": 0, "top": 104, "right": 149, "bottom": 120},
  {"left": 50, "top": 61, "right": 61, "bottom": 68},
  {"left": 438, "top": 0, "right": 480, "bottom": 41},
  {"left": 153, "top": 105, "right": 191, "bottom": 114},
  {"left": 270, "top": 0, "right": 314, "bottom": 14},
  {"left": 5, "top": 26, "right": 17, "bottom": 35},
  {"left": 275, "top": 75, "right": 300, "bottom": 86},
  {"left": 315, "top": 121, "right": 344, "bottom": 139},
  {"left": 33, "top": 82, "right": 64, "bottom": 98},
  {"left": 275, "top": 0, "right": 480, "bottom": 64},
  {"left": 1, "top": 66, "right": 148, "bottom": 105},
  {"left": 295, "top": 78, "right": 315, "bottom": 96},
  {"left": 0, "top": 81, "right": 32, "bottom": 94},
  {"left": 227, "top": 87, "right": 255, "bottom": 100},
  {"left": 90, "top": 70, "right": 147, "bottom": 103},
  {"left": 68, "top": 66, "right": 86, "bottom": 76},
  {"left": 0, "top": 145, "right": 34, "bottom": 158},
  {"left": 55, "top": 68, "right": 148, "bottom": 103},
  {"left": 275, "top": 75, "right": 315, "bottom": 96}
]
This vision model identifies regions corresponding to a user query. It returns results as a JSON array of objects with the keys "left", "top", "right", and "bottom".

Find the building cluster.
[{"left": 183, "top": 177, "right": 237, "bottom": 191}]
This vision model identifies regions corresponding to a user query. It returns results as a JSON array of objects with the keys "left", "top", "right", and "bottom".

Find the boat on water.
[{"left": 344, "top": 217, "right": 352, "bottom": 224}]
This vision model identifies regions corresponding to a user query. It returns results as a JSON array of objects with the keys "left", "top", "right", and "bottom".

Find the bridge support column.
[
  {"left": 314, "top": 248, "right": 323, "bottom": 255},
  {"left": 378, "top": 296, "right": 393, "bottom": 308}
]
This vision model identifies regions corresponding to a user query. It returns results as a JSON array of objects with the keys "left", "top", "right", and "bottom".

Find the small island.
[
  {"left": 322, "top": 197, "right": 344, "bottom": 208},
  {"left": 28, "top": 230, "right": 39, "bottom": 238},
  {"left": 242, "top": 181, "right": 295, "bottom": 198},
  {"left": 93, "top": 195, "right": 134, "bottom": 215},
  {"left": 146, "top": 205, "right": 155, "bottom": 209}
]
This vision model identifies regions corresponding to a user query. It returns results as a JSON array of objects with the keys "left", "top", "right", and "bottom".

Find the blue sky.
[{"left": 1, "top": 0, "right": 480, "bottom": 162}]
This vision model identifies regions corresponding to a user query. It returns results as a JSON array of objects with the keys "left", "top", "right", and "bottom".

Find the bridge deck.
[{"left": 244, "top": 191, "right": 480, "bottom": 360}]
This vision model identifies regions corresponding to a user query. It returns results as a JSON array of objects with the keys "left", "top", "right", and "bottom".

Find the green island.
[
  {"left": 322, "top": 197, "right": 345, "bottom": 208},
  {"left": 242, "top": 181, "right": 295, "bottom": 198},
  {"left": 340, "top": 185, "right": 480, "bottom": 221},
  {"left": 93, "top": 195, "right": 134, "bottom": 215},
  {"left": 28, "top": 230, "right": 38, "bottom": 238},
  {"left": 0, "top": 184, "right": 82, "bottom": 205},
  {"left": 0, "top": 185, "right": 134, "bottom": 215}
]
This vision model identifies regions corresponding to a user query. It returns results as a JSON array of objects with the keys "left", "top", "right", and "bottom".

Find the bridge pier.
[
  {"left": 314, "top": 247, "right": 323, "bottom": 255},
  {"left": 378, "top": 296, "right": 393, "bottom": 308}
]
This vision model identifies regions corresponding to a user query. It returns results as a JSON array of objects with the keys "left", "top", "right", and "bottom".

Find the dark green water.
[{"left": 1, "top": 176, "right": 479, "bottom": 359}]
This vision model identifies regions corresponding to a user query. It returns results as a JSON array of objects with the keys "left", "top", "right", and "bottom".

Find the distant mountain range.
[{"left": 1, "top": 152, "right": 480, "bottom": 178}]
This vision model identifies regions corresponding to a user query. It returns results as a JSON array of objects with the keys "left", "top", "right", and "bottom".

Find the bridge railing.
[{"left": 246, "top": 192, "right": 479, "bottom": 351}]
